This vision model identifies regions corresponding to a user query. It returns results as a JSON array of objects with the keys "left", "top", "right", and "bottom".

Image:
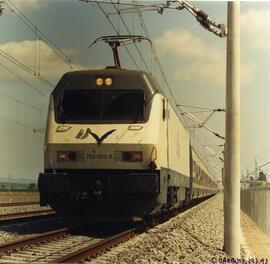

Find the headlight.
[
  {"left": 105, "top": 77, "right": 113, "bottom": 86},
  {"left": 57, "top": 151, "right": 77, "bottom": 162},
  {"left": 96, "top": 77, "right": 104, "bottom": 86},
  {"left": 95, "top": 77, "right": 113, "bottom": 87},
  {"left": 122, "top": 151, "right": 143, "bottom": 162}
]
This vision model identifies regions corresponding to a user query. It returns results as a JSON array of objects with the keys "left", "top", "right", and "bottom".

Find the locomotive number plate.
[{"left": 85, "top": 151, "right": 113, "bottom": 160}]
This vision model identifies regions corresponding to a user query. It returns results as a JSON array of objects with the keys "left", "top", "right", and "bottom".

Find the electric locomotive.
[{"left": 38, "top": 36, "right": 218, "bottom": 220}]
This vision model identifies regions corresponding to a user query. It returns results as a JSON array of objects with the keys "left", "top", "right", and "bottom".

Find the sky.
[{"left": 0, "top": 0, "right": 270, "bottom": 182}]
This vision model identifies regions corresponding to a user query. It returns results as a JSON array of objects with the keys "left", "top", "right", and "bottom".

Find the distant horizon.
[{"left": 0, "top": 177, "right": 37, "bottom": 184}]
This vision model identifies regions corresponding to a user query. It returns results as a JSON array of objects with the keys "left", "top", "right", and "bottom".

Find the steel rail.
[
  {"left": 53, "top": 228, "right": 136, "bottom": 263},
  {"left": 0, "top": 201, "right": 39, "bottom": 207},
  {"left": 0, "top": 209, "right": 55, "bottom": 221},
  {"left": 0, "top": 227, "right": 68, "bottom": 255}
]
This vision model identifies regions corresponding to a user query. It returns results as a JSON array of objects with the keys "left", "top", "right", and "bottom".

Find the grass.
[{"left": 0, "top": 182, "right": 37, "bottom": 192}]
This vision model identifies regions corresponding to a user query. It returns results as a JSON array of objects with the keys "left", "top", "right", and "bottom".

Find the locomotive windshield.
[{"left": 57, "top": 89, "right": 145, "bottom": 124}]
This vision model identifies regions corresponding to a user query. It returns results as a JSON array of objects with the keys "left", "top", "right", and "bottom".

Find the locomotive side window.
[{"left": 58, "top": 89, "right": 145, "bottom": 123}]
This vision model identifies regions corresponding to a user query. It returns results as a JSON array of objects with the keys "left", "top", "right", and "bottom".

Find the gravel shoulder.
[
  {"left": 241, "top": 211, "right": 270, "bottom": 259},
  {"left": 91, "top": 194, "right": 250, "bottom": 264},
  {"left": 0, "top": 192, "right": 39, "bottom": 204}
]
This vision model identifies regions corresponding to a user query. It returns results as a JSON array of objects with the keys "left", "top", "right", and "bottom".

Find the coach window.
[
  {"left": 162, "top": 99, "right": 166, "bottom": 121},
  {"left": 202, "top": 171, "right": 205, "bottom": 183},
  {"left": 193, "top": 161, "right": 196, "bottom": 177}
]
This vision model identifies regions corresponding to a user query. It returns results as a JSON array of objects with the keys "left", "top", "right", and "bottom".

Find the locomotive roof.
[{"left": 52, "top": 68, "right": 163, "bottom": 99}]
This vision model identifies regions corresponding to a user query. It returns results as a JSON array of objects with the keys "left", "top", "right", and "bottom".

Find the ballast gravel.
[
  {"left": 0, "top": 230, "right": 24, "bottom": 244},
  {"left": 0, "top": 204, "right": 50, "bottom": 215},
  {"left": 0, "top": 205, "right": 54, "bottom": 244},
  {"left": 91, "top": 195, "right": 250, "bottom": 264}
]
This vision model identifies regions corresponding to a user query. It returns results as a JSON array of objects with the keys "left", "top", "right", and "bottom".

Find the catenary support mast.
[{"left": 224, "top": 1, "right": 240, "bottom": 258}]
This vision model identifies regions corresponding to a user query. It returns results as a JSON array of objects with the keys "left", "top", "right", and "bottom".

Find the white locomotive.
[{"left": 38, "top": 36, "right": 218, "bottom": 220}]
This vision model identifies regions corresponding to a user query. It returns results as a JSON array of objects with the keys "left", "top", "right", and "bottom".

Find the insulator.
[
  {"left": 197, "top": 10, "right": 208, "bottom": 20},
  {"left": 199, "top": 20, "right": 211, "bottom": 31}
]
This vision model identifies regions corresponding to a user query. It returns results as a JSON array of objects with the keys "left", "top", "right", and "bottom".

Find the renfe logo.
[{"left": 76, "top": 128, "right": 116, "bottom": 145}]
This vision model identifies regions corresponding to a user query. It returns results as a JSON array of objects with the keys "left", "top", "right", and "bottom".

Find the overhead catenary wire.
[
  {"left": 246, "top": 161, "right": 270, "bottom": 177},
  {"left": 131, "top": 0, "right": 177, "bottom": 104},
  {"left": 180, "top": 104, "right": 224, "bottom": 177},
  {"left": 83, "top": 0, "right": 224, "bottom": 178},
  {"left": 130, "top": 1, "right": 223, "bottom": 172},
  {"left": 0, "top": 90, "right": 46, "bottom": 113},
  {"left": 94, "top": 1, "right": 140, "bottom": 70},
  {"left": 92, "top": 0, "right": 218, "bottom": 170},
  {"left": 82, "top": 0, "right": 178, "bottom": 107},
  {"left": 182, "top": 110, "right": 222, "bottom": 127},
  {"left": 177, "top": 104, "right": 225, "bottom": 140},
  {"left": 0, "top": 60, "right": 49, "bottom": 98},
  {"left": 137, "top": 5, "right": 225, "bottom": 148},
  {"left": 0, "top": 114, "right": 41, "bottom": 130},
  {"left": 1, "top": 1, "right": 74, "bottom": 132},
  {"left": 131, "top": 2, "right": 223, "bottom": 178},
  {"left": 194, "top": 126, "right": 223, "bottom": 156},
  {"left": 4, "top": 0, "right": 77, "bottom": 70},
  {"left": 83, "top": 0, "right": 225, "bottom": 117},
  {"left": 0, "top": 1, "right": 4, "bottom": 16},
  {"left": 80, "top": 0, "right": 177, "bottom": 9},
  {"left": 0, "top": 64, "right": 47, "bottom": 130},
  {"left": 0, "top": 49, "right": 55, "bottom": 88},
  {"left": 104, "top": 0, "right": 226, "bottom": 38},
  {"left": 177, "top": 104, "right": 222, "bottom": 111},
  {"left": 110, "top": 0, "right": 151, "bottom": 73},
  {"left": 104, "top": 1, "right": 183, "bottom": 16}
]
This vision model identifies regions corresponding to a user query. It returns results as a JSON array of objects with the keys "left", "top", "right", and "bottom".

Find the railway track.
[
  {"left": 0, "top": 227, "right": 103, "bottom": 263},
  {"left": 52, "top": 197, "right": 212, "bottom": 263},
  {"left": 0, "top": 209, "right": 55, "bottom": 223},
  {"left": 0, "top": 224, "right": 135, "bottom": 263},
  {"left": 53, "top": 228, "right": 137, "bottom": 263},
  {"left": 0, "top": 196, "right": 212, "bottom": 263}
]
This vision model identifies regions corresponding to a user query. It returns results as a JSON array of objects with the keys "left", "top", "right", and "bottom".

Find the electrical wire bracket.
[
  {"left": 0, "top": 1, "right": 4, "bottom": 16},
  {"left": 83, "top": 0, "right": 227, "bottom": 38},
  {"left": 177, "top": 0, "right": 227, "bottom": 38},
  {"left": 176, "top": 104, "right": 225, "bottom": 140}
]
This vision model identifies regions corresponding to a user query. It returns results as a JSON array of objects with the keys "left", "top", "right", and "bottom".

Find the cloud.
[
  {"left": 11, "top": 0, "right": 47, "bottom": 11},
  {"left": 0, "top": 40, "right": 84, "bottom": 83},
  {"left": 171, "top": 61, "right": 225, "bottom": 88},
  {"left": 172, "top": 58, "right": 255, "bottom": 88},
  {"left": 241, "top": 9, "right": 270, "bottom": 51},
  {"left": 154, "top": 28, "right": 223, "bottom": 62},
  {"left": 154, "top": 28, "right": 225, "bottom": 87},
  {"left": 154, "top": 28, "right": 255, "bottom": 88}
]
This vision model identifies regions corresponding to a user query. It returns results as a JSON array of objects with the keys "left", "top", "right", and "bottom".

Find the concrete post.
[{"left": 224, "top": 1, "right": 240, "bottom": 258}]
